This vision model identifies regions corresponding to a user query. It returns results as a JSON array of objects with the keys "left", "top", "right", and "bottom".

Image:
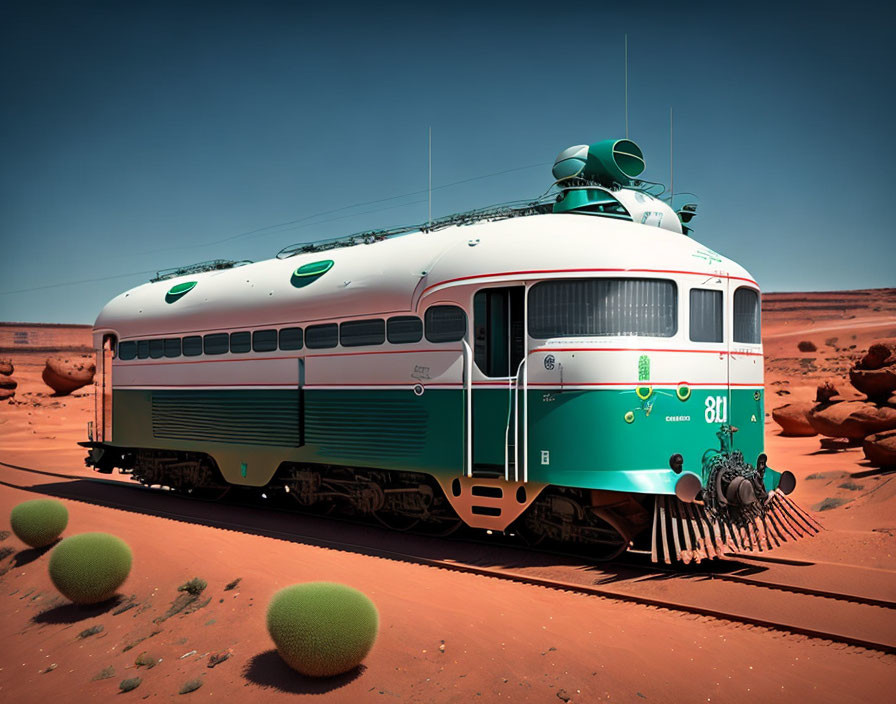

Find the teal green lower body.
[{"left": 109, "top": 387, "right": 775, "bottom": 493}]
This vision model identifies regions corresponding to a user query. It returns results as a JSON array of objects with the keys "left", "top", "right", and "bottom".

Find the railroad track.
[{"left": 2, "top": 460, "right": 895, "bottom": 655}]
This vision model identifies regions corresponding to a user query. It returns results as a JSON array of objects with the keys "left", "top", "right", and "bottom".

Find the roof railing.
[
  {"left": 150, "top": 259, "right": 252, "bottom": 282},
  {"left": 276, "top": 197, "right": 555, "bottom": 259}
]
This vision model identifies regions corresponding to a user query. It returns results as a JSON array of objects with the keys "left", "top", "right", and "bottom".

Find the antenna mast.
[
  {"left": 428, "top": 126, "right": 432, "bottom": 228},
  {"left": 624, "top": 34, "right": 629, "bottom": 138},
  {"left": 669, "top": 107, "right": 674, "bottom": 208}
]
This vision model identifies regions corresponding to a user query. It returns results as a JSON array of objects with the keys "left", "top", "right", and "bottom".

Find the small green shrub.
[
  {"left": 266, "top": 582, "right": 378, "bottom": 677},
  {"left": 119, "top": 677, "right": 141, "bottom": 692},
  {"left": 48, "top": 533, "right": 132, "bottom": 604},
  {"left": 178, "top": 577, "right": 207, "bottom": 596},
  {"left": 10, "top": 499, "right": 68, "bottom": 548},
  {"left": 134, "top": 652, "right": 157, "bottom": 669},
  {"left": 92, "top": 666, "right": 115, "bottom": 681},
  {"left": 179, "top": 679, "right": 203, "bottom": 694}
]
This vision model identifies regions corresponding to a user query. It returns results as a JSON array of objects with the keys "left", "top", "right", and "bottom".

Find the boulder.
[
  {"left": 815, "top": 381, "right": 840, "bottom": 404},
  {"left": 0, "top": 359, "right": 12, "bottom": 376},
  {"left": 849, "top": 366, "right": 896, "bottom": 400},
  {"left": 819, "top": 437, "right": 855, "bottom": 451},
  {"left": 0, "top": 388, "right": 14, "bottom": 401},
  {"left": 859, "top": 343, "right": 896, "bottom": 370},
  {"left": 807, "top": 401, "right": 896, "bottom": 440},
  {"left": 863, "top": 429, "right": 896, "bottom": 467},
  {"left": 0, "top": 376, "right": 17, "bottom": 390},
  {"left": 797, "top": 340, "right": 817, "bottom": 352},
  {"left": 772, "top": 402, "right": 817, "bottom": 436},
  {"left": 41, "top": 356, "right": 95, "bottom": 395}
]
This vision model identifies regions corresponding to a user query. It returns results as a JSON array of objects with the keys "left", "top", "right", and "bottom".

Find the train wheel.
[
  {"left": 587, "top": 535, "right": 629, "bottom": 562},
  {"left": 515, "top": 521, "right": 546, "bottom": 548},
  {"left": 417, "top": 516, "right": 464, "bottom": 537},
  {"left": 372, "top": 511, "right": 421, "bottom": 532}
]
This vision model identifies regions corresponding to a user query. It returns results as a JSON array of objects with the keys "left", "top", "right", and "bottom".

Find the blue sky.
[{"left": 1, "top": 0, "right": 893, "bottom": 324}]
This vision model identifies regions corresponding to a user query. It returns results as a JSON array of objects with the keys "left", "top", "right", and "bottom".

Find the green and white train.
[{"left": 83, "top": 139, "right": 818, "bottom": 563}]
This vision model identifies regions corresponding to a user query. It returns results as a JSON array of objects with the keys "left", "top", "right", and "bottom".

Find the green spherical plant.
[
  {"left": 48, "top": 532, "right": 133, "bottom": 604},
  {"left": 266, "top": 582, "right": 379, "bottom": 677},
  {"left": 10, "top": 499, "right": 68, "bottom": 548}
]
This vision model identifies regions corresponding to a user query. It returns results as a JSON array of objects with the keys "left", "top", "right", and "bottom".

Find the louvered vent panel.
[
  {"left": 152, "top": 390, "right": 300, "bottom": 446},
  {"left": 305, "top": 395, "right": 427, "bottom": 459}
]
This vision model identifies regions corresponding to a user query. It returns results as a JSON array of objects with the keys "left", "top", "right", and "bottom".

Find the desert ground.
[{"left": 0, "top": 292, "right": 895, "bottom": 703}]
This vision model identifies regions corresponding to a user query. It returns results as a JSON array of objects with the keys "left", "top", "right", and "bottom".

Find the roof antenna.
[
  {"left": 669, "top": 107, "right": 674, "bottom": 208},
  {"left": 624, "top": 34, "right": 629, "bottom": 138},
  {"left": 428, "top": 126, "right": 432, "bottom": 229}
]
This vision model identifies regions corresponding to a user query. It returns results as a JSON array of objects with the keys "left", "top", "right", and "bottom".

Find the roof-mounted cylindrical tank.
[{"left": 552, "top": 139, "right": 645, "bottom": 187}]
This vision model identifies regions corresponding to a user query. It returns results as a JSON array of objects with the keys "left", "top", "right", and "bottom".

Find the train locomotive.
[{"left": 82, "top": 138, "right": 820, "bottom": 563}]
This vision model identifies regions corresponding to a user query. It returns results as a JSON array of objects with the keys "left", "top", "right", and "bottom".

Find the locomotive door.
[
  {"left": 94, "top": 334, "right": 114, "bottom": 442},
  {"left": 471, "top": 286, "right": 525, "bottom": 478}
]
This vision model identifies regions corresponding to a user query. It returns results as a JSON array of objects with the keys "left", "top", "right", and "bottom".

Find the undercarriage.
[{"left": 81, "top": 445, "right": 817, "bottom": 563}]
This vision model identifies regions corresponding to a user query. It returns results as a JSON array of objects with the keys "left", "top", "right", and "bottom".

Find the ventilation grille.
[
  {"left": 152, "top": 390, "right": 300, "bottom": 446},
  {"left": 305, "top": 396, "right": 427, "bottom": 460}
]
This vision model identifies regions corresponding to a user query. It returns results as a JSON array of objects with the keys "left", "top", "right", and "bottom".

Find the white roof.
[{"left": 95, "top": 213, "right": 756, "bottom": 340}]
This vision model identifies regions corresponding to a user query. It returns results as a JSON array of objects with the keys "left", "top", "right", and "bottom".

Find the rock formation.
[
  {"left": 41, "top": 356, "right": 95, "bottom": 395},
  {"left": 0, "top": 368, "right": 15, "bottom": 400},
  {"left": 772, "top": 402, "right": 817, "bottom": 436},
  {"left": 849, "top": 341, "right": 896, "bottom": 400},
  {"left": 799, "top": 342, "right": 896, "bottom": 466},
  {"left": 815, "top": 381, "right": 840, "bottom": 404},
  {"left": 863, "top": 429, "right": 896, "bottom": 468},
  {"left": 806, "top": 401, "right": 896, "bottom": 440}
]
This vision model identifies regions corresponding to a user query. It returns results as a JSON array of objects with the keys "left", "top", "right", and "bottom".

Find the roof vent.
[{"left": 552, "top": 139, "right": 645, "bottom": 187}]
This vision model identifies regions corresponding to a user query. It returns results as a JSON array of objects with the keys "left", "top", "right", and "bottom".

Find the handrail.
[
  {"left": 521, "top": 357, "right": 528, "bottom": 482},
  {"left": 462, "top": 340, "right": 473, "bottom": 477},
  {"left": 504, "top": 373, "right": 512, "bottom": 482},
  {"left": 511, "top": 357, "right": 527, "bottom": 482}
]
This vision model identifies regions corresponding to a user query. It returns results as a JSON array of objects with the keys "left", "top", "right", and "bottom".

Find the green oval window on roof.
[
  {"left": 291, "top": 259, "right": 333, "bottom": 288},
  {"left": 165, "top": 280, "right": 197, "bottom": 303}
]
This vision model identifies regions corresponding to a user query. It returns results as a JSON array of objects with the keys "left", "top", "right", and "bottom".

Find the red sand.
[{"left": 1, "top": 293, "right": 895, "bottom": 702}]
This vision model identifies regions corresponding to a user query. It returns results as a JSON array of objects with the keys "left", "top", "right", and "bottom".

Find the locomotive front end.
[{"left": 513, "top": 138, "right": 820, "bottom": 563}]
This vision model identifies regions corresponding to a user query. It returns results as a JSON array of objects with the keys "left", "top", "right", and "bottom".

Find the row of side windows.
[
  {"left": 116, "top": 306, "right": 467, "bottom": 360},
  {"left": 115, "top": 284, "right": 761, "bottom": 361}
]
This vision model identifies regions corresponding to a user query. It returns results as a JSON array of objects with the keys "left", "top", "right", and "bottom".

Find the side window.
[
  {"left": 137, "top": 340, "right": 150, "bottom": 359},
  {"left": 163, "top": 338, "right": 181, "bottom": 358},
  {"left": 689, "top": 289, "right": 723, "bottom": 343},
  {"left": 149, "top": 339, "right": 165, "bottom": 359},
  {"left": 387, "top": 316, "right": 423, "bottom": 344},
  {"left": 279, "top": 327, "right": 303, "bottom": 351},
  {"left": 253, "top": 329, "right": 278, "bottom": 352},
  {"left": 203, "top": 333, "right": 230, "bottom": 355},
  {"left": 230, "top": 331, "right": 251, "bottom": 354},
  {"left": 425, "top": 305, "right": 467, "bottom": 343},
  {"left": 306, "top": 323, "right": 339, "bottom": 349},
  {"left": 182, "top": 335, "right": 202, "bottom": 357},
  {"left": 733, "top": 287, "right": 761, "bottom": 343},
  {"left": 340, "top": 319, "right": 385, "bottom": 347},
  {"left": 118, "top": 341, "right": 137, "bottom": 360}
]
